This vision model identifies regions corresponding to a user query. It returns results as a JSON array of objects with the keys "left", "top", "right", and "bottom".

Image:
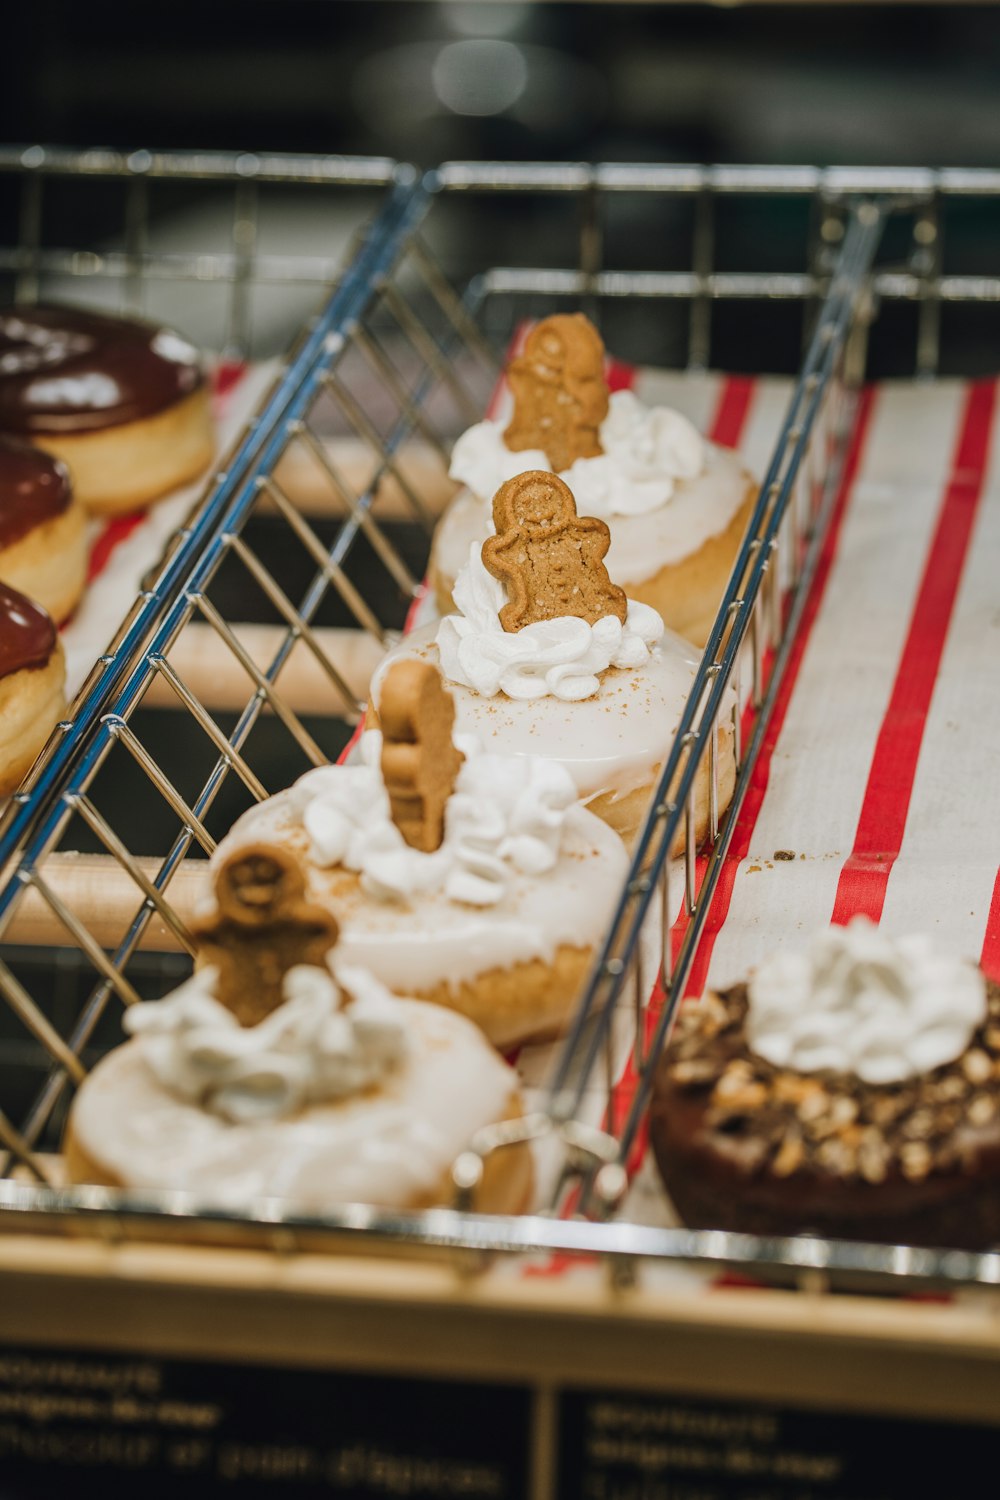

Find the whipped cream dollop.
[
  {"left": 747, "top": 918, "right": 987, "bottom": 1086},
  {"left": 449, "top": 389, "right": 706, "bottom": 519},
  {"left": 290, "top": 730, "right": 577, "bottom": 907},
  {"left": 125, "top": 962, "right": 409, "bottom": 1124},
  {"left": 436, "top": 543, "right": 664, "bottom": 703}
]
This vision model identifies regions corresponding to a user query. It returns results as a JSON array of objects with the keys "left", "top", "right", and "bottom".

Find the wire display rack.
[{"left": 2, "top": 158, "right": 1000, "bottom": 1299}]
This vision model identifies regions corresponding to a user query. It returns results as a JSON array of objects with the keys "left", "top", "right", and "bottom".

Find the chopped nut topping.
[
  {"left": 816, "top": 1137, "right": 857, "bottom": 1175},
  {"left": 773, "top": 1075, "right": 824, "bottom": 1106},
  {"left": 931, "top": 1075, "right": 967, "bottom": 1103},
  {"left": 902, "top": 1108, "right": 936, "bottom": 1142},
  {"left": 870, "top": 1093, "right": 909, "bottom": 1128},
  {"left": 857, "top": 1131, "right": 890, "bottom": 1185},
  {"left": 658, "top": 979, "right": 1000, "bottom": 1189},
  {"left": 671, "top": 1058, "right": 718, "bottom": 1087},
  {"left": 963, "top": 1050, "right": 992, "bottom": 1085},
  {"left": 771, "top": 1128, "right": 804, "bottom": 1178},
  {"left": 900, "top": 1142, "right": 933, "bottom": 1182},
  {"left": 797, "top": 1090, "right": 831, "bottom": 1125},
  {"left": 711, "top": 1078, "right": 768, "bottom": 1112},
  {"left": 829, "top": 1096, "right": 859, "bottom": 1129},
  {"left": 968, "top": 1095, "right": 997, "bottom": 1128}
]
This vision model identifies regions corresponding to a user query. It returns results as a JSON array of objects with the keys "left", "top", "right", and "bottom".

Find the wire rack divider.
[{"left": 0, "top": 161, "right": 997, "bottom": 1297}]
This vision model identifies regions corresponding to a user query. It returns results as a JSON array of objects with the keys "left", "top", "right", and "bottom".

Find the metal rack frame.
[{"left": 1, "top": 157, "right": 999, "bottom": 1297}]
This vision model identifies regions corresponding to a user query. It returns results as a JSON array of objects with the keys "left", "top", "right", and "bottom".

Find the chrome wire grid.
[
  {"left": 2, "top": 159, "right": 1000, "bottom": 1295},
  {"left": 0, "top": 144, "right": 398, "bottom": 355}
]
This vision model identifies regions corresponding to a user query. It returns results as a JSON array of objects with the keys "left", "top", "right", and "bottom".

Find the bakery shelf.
[{"left": 2, "top": 160, "right": 1000, "bottom": 1337}]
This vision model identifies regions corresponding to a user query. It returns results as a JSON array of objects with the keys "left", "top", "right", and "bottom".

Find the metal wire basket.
[{"left": 2, "top": 157, "right": 1000, "bottom": 1297}]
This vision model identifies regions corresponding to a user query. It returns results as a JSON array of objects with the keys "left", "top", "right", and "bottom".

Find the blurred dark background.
[{"left": 4, "top": 1, "right": 1000, "bottom": 169}]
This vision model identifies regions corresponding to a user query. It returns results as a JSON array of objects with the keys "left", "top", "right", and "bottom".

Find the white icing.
[
  {"left": 371, "top": 625, "right": 725, "bottom": 811},
  {"left": 216, "top": 771, "right": 630, "bottom": 1002},
  {"left": 566, "top": 390, "right": 705, "bottom": 513},
  {"left": 449, "top": 421, "right": 551, "bottom": 508},
  {"left": 451, "top": 390, "right": 705, "bottom": 519},
  {"left": 437, "top": 442, "right": 751, "bottom": 589},
  {"left": 71, "top": 997, "right": 519, "bottom": 1209},
  {"left": 124, "top": 963, "right": 408, "bottom": 1124},
  {"left": 747, "top": 918, "right": 988, "bottom": 1086},
  {"left": 292, "top": 730, "right": 577, "bottom": 908},
  {"left": 436, "top": 544, "right": 664, "bottom": 703}
]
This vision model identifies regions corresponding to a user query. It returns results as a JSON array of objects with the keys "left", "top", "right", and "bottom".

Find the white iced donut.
[
  {"left": 213, "top": 734, "right": 631, "bottom": 1051},
  {"left": 64, "top": 963, "right": 531, "bottom": 1214},
  {"left": 370, "top": 587, "right": 737, "bottom": 854},
  {"left": 431, "top": 388, "right": 756, "bottom": 647}
]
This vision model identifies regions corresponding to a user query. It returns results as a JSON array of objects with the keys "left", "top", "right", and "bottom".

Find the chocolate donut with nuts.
[{"left": 650, "top": 922, "right": 1000, "bottom": 1250}]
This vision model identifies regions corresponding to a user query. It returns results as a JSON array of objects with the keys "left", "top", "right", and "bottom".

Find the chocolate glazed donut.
[
  {"left": 0, "top": 437, "right": 87, "bottom": 623},
  {"left": 0, "top": 581, "right": 66, "bottom": 795},
  {"left": 0, "top": 305, "right": 214, "bottom": 516}
]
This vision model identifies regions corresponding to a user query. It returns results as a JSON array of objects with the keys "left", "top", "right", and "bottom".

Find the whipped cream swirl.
[
  {"left": 125, "top": 962, "right": 409, "bottom": 1124},
  {"left": 747, "top": 918, "right": 987, "bottom": 1086},
  {"left": 449, "top": 389, "right": 706, "bottom": 519},
  {"left": 435, "top": 543, "right": 664, "bottom": 702},
  {"left": 290, "top": 730, "right": 577, "bottom": 907}
]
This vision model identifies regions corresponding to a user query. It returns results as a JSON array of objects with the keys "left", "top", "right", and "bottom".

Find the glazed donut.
[
  {"left": 0, "top": 582, "right": 66, "bottom": 795},
  {"left": 0, "top": 304, "right": 214, "bottom": 516},
  {"left": 0, "top": 437, "right": 86, "bottom": 624}
]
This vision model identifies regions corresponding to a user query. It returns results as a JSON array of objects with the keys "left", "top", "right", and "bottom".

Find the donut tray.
[{"left": 2, "top": 158, "right": 1000, "bottom": 1317}]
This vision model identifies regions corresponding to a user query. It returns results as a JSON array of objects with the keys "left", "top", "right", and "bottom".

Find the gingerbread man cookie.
[
  {"left": 379, "top": 659, "right": 465, "bottom": 853},
  {"left": 483, "top": 471, "right": 628, "bottom": 633},
  {"left": 193, "top": 844, "right": 341, "bottom": 1026},
  {"left": 503, "top": 313, "right": 609, "bottom": 473}
]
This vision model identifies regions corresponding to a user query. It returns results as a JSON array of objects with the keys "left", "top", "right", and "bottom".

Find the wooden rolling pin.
[
  {"left": 270, "top": 437, "right": 458, "bottom": 520},
  {"left": 143, "top": 623, "right": 387, "bottom": 715},
  {"left": 4, "top": 853, "right": 204, "bottom": 955}
]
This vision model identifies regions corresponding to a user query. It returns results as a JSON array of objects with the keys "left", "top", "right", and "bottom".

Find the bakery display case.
[{"left": 1, "top": 155, "right": 1000, "bottom": 1495}]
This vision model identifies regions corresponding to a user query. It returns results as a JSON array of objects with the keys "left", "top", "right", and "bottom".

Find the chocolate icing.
[
  {"left": 0, "top": 582, "right": 56, "bottom": 679},
  {"left": 0, "top": 436, "right": 72, "bottom": 548},
  {"left": 0, "top": 304, "right": 204, "bottom": 435}
]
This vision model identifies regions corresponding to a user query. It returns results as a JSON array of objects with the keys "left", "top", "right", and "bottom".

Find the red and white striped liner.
[{"left": 537, "top": 368, "right": 1000, "bottom": 1285}]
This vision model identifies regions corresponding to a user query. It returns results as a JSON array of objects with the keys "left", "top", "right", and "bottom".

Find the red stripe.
[
  {"left": 212, "top": 359, "right": 248, "bottom": 401},
  {"left": 84, "top": 513, "right": 146, "bottom": 584},
  {"left": 606, "top": 357, "right": 636, "bottom": 393},
  {"left": 677, "top": 387, "right": 877, "bottom": 999},
  {"left": 707, "top": 375, "right": 756, "bottom": 450},
  {"left": 830, "top": 380, "right": 997, "bottom": 927},
  {"left": 982, "top": 870, "right": 1000, "bottom": 982}
]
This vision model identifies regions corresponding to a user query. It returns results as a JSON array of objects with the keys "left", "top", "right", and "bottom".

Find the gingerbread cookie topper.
[
  {"left": 193, "top": 844, "right": 340, "bottom": 1026},
  {"left": 483, "top": 470, "right": 628, "bottom": 634},
  {"left": 380, "top": 659, "right": 465, "bottom": 854},
  {"left": 503, "top": 313, "right": 609, "bottom": 473}
]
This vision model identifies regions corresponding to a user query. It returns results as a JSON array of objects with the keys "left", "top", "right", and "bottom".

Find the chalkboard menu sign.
[
  {"left": 0, "top": 1346, "right": 996, "bottom": 1499},
  {"left": 0, "top": 1347, "right": 531, "bottom": 1498},
  {"left": 556, "top": 1387, "right": 997, "bottom": 1500}
]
